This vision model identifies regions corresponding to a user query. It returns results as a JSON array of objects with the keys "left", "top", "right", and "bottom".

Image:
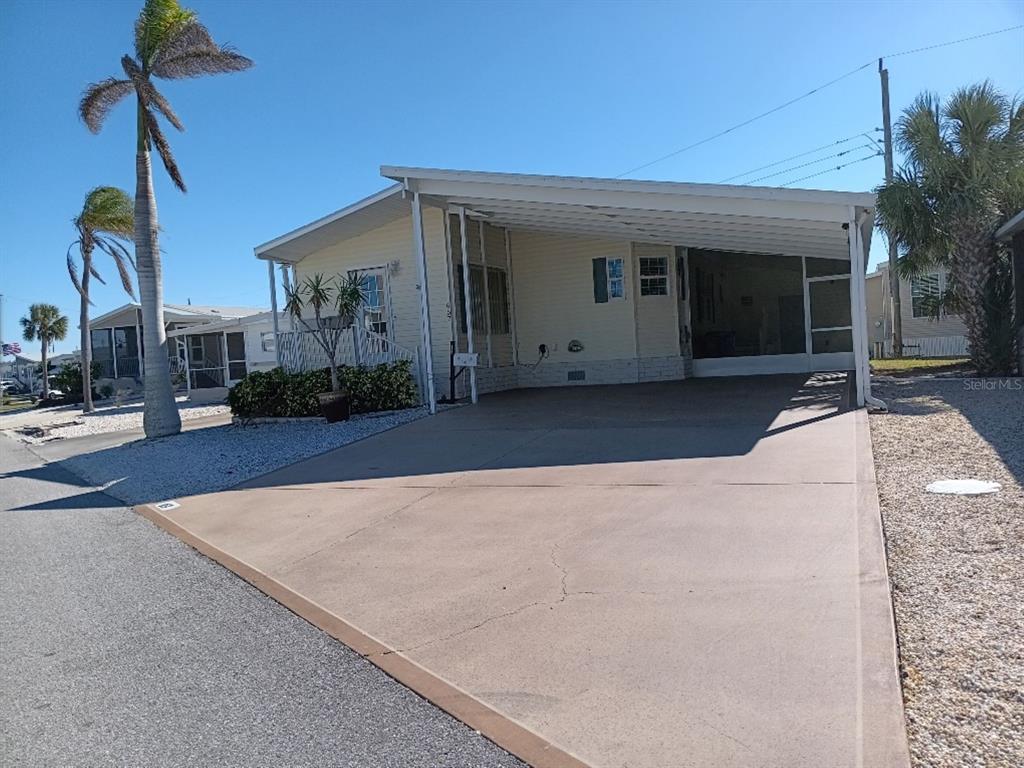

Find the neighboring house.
[
  {"left": 256, "top": 166, "right": 879, "bottom": 411},
  {"left": 88, "top": 302, "right": 266, "bottom": 395},
  {"left": 166, "top": 310, "right": 279, "bottom": 398},
  {"left": 0, "top": 354, "right": 40, "bottom": 392},
  {"left": 865, "top": 265, "right": 968, "bottom": 358}
]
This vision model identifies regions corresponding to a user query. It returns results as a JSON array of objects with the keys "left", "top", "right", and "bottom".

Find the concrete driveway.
[{"left": 146, "top": 374, "right": 909, "bottom": 768}]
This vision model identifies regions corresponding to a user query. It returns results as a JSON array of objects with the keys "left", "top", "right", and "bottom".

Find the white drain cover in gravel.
[{"left": 925, "top": 479, "right": 1001, "bottom": 495}]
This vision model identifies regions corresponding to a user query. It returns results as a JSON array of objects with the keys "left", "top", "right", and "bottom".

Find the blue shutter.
[{"left": 592, "top": 258, "right": 608, "bottom": 303}]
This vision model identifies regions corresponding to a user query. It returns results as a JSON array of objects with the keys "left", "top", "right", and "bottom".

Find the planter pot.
[{"left": 317, "top": 390, "right": 351, "bottom": 423}]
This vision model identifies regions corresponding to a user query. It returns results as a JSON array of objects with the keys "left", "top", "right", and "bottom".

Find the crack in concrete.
[
  {"left": 276, "top": 488, "right": 438, "bottom": 573},
  {"left": 370, "top": 541, "right": 658, "bottom": 659}
]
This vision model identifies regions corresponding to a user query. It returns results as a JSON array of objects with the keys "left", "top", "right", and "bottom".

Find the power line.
[
  {"left": 745, "top": 144, "right": 876, "bottom": 185},
  {"left": 718, "top": 130, "right": 879, "bottom": 183},
  {"left": 779, "top": 152, "right": 882, "bottom": 187},
  {"left": 614, "top": 61, "right": 873, "bottom": 179},
  {"left": 616, "top": 24, "right": 1024, "bottom": 179},
  {"left": 881, "top": 24, "right": 1023, "bottom": 60}
]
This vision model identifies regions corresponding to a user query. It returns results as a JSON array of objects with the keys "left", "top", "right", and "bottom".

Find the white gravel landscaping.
[
  {"left": 870, "top": 376, "right": 1023, "bottom": 768},
  {"left": 59, "top": 407, "right": 427, "bottom": 506},
  {"left": 3, "top": 397, "right": 229, "bottom": 442}
]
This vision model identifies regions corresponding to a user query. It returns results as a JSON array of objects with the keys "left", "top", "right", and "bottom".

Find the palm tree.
[
  {"left": 20, "top": 305, "right": 69, "bottom": 399},
  {"left": 79, "top": 0, "right": 252, "bottom": 437},
  {"left": 67, "top": 187, "right": 136, "bottom": 413},
  {"left": 876, "top": 82, "right": 1024, "bottom": 375}
]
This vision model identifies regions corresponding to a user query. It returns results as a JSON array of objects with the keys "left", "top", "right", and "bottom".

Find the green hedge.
[{"left": 228, "top": 361, "right": 418, "bottom": 419}]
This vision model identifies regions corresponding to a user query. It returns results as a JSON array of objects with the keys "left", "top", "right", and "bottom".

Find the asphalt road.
[{"left": 0, "top": 436, "right": 524, "bottom": 768}]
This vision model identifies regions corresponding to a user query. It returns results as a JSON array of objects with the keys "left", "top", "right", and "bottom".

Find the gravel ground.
[
  {"left": 869, "top": 376, "right": 1024, "bottom": 768},
  {"left": 0, "top": 436, "right": 524, "bottom": 768},
  {"left": 56, "top": 408, "right": 426, "bottom": 506},
  {"left": 9, "top": 401, "right": 231, "bottom": 443}
]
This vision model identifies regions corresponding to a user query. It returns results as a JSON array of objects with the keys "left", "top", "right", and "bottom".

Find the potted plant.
[{"left": 283, "top": 272, "right": 365, "bottom": 422}]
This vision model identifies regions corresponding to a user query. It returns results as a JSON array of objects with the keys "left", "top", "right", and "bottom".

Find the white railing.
[{"left": 277, "top": 325, "right": 422, "bottom": 398}]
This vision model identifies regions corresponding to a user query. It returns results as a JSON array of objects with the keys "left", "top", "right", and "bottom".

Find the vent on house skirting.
[{"left": 567, "top": 370, "right": 586, "bottom": 381}]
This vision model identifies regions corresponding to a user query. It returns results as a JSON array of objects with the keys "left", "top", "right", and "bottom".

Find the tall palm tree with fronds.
[
  {"left": 876, "top": 82, "right": 1024, "bottom": 375},
  {"left": 67, "top": 187, "right": 137, "bottom": 413},
  {"left": 20, "top": 305, "right": 69, "bottom": 399},
  {"left": 79, "top": 0, "right": 252, "bottom": 437}
]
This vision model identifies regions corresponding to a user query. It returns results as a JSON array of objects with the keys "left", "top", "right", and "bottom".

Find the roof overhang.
[
  {"left": 166, "top": 311, "right": 279, "bottom": 338},
  {"left": 384, "top": 166, "right": 875, "bottom": 261},
  {"left": 996, "top": 209, "right": 1024, "bottom": 242},
  {"left": 254, "top": 184, "right": 407, "bottom": 263}
]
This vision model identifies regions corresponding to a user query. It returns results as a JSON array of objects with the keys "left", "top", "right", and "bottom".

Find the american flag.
[{"left": 2, "top": 342, "right": 22, "bottom": 356}]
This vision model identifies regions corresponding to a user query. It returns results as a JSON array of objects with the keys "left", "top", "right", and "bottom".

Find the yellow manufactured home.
[{"left": 255, "top": 167, "right": 880, "bottom": 411}]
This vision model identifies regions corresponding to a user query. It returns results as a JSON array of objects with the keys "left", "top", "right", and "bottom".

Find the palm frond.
[
  {"left": 153, "top": 47, "right": 253, "bottom": 80},
  {"left": 95, "top": 237, "right": 137, "bottom": 299},
  {"left": 79, "top": 77, "right": 134, "bottom": 133},
  {"left": 78, "top": 186, "right": 134, "bottom": 238},
  {"left": 151, "top": 19, "right": 253, "bottom": 79},
  {"left": 143, "top": 108, "right": 186, "bottom": 191},
  {"left": 121, "top": 55, "right": 184, "bottom": 131},
  {"left": 135, "top": 0, "right": 195, "bottom": 66},
  {"left": 945, "top": 81, "right": 1007, "bottom": 158},
  {"left": 89, "top": 262, "right": 107, "bottom": 284},
  {"left": 66, "top": 243, "right": 88, "bottom": 301}
]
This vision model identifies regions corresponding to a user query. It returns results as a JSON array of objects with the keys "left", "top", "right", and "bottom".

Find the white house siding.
[
  {"left": 507, "top": 229, "right": 641, "bottom": 388},
  {"left": 865, "top": 267, "right": 968, "bottom": 357},
  {"left": 293, "top": 207, "right": 454, "bottom": 399},
  {"left": 242, "top": 319, "right": 278, "bottom": 373}
]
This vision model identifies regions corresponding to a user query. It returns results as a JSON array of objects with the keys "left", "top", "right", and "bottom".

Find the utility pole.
[{"left": 879, "top": 58, "right": 903, "bottom": 358}]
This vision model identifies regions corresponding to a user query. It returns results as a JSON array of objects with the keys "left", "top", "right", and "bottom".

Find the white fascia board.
[
  {"left": 253, "top": 184, "right": 404, "bottom": 260},
  {"left": 382, "top": 166, "right": 876, "bottom": 218},
  {"left": 995, "top": 209, "right": 1024, "bottom": 241},
  {"left": 166, "top": 311, "right": 278, "bottom": 338},
  {"left": 88, "top": 303, "right": 139, "bottom": 328}
]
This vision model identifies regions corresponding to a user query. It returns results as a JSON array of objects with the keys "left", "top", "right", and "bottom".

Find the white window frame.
[
  {"left": 910, "top": 271, "right": 944, "bottom": 319},
  {"left": 607, "top": 257, "right": 626, "bottom": 301},
  {"left": 638, "top": 256, "right": 669, "bottom": 297}
]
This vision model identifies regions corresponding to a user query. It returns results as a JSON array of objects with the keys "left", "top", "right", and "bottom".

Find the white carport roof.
[
  {"left": 383, "top": 166, "right": 875, "bottom": 263},
  {"left": 254, "top": 167, "right": 875, "bottom": 265}
]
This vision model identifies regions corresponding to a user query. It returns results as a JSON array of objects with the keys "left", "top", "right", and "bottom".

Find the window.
[
  {"left": 911, "top": 272, "right": 941, "bottom": 318},
  {"left": 260, "top": 332, "right": 275, "bottom": 352},
  {"left": 639, "top": 257, "right": 669, "bottom": 296},
  {"left": 455, "top": 264, "right": 487, "bottom": 334},
  {"left": 487, "top": 267, "right": 510, "bottom": 334},
  {"left": 607, "top": 257, "right": 625, "bottom": 299},
  {"left": 592, "top": 257, "right": 625, "bottom": 302}
]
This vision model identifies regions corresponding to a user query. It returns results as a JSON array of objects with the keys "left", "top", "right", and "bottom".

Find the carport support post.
[
  {"left": 268, "top": 259, "right": 281, "bottom": 368},
  {"left": 458, "top": 207, "right": 478, "bottom": 404},
  {"left": 848, "top": 207, "right": 869, "bottom": 407},
  {"left": 410, "top": 188, "right": 437, "bottom": 414}
]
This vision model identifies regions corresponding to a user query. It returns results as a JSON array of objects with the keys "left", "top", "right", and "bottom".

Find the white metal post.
[
  {"left": 135, "top": 309, "right": 144, "bottom": 376},
  {"left": 268, "top": 259, "right": 281, "bottom": 368},
  {"left": 848, "top": 209, "right": 868, "bottom": 407},
  {"left": 410, "top": 189, "right": 437, "bottom": 414},
  {"left": 220, "top": 332, "right": 230, "bottom": 387},
  {"left": 458, "top": 207, "right": 478, "bottom": 403},
  {"left": 182, "top": 336, "right": 192, "bottom": 396},
  {"left": 479, "top": 220, "right": 493, "bottom": 368},
  {"left": 504, "top": 228, "right": 519, "bottom": 366},
  {"left": 801, "top": 256, "right": 813, "bottom": 369}
]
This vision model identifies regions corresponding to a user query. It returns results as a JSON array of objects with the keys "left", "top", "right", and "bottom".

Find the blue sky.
[{"left": 1, "top": 0, "right": 1021, "bottom": 355}]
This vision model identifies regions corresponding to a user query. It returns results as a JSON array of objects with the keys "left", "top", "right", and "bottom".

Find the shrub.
[
  {"left": 227, "top": 361, "right": 417, "bottom": 419},
  {"left": 52, "top": 361, "right": 102, "bottom": 403}
]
